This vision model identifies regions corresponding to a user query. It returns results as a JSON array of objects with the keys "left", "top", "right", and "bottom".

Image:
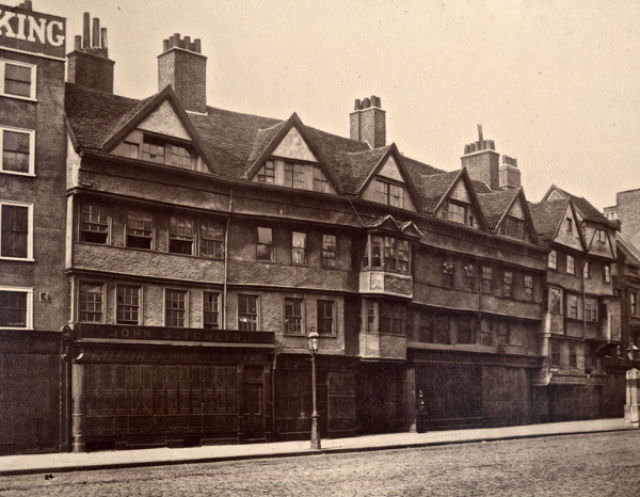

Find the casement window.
[
  {"left": 434, "top": 314, "right": 450, "bottom": 344},
  {"left": 141, "top": 135, "right": 193, "bottom": 169},
  {"left": 457, "top": 316, "right": 476, "bottom": 344},
  {"left": 441, "top": 199, "right": 474, "bottom": 227},
  {"left": 126, "top": 212, "right": 153, "bottom": 249},
  {"left": 566, "top": 254, "right": 575, "bottom": 275},
  {"left": 551, "top": 342, "right": 561, "bottom": 367},
  {"left": 1, "top": 127, "right": 34, "bottom": 175},
  {"left": 78, "top": 282, "right": 103, "bottom": 322},
  {"left": 548, "top": 250, "right": 557, "bottom": 270},
  {"left": 312, "top": 166, "right": 330, "bottom": 193},
  {"left": 238, "top": 294, "right": 258, "bottom": 331},
  {"left": 566, "top": 218, "right": 573, "bottom": 234},
  {"left": 374, "top": 179, "right": 404, "bottom": 208},
  {"left": 549, "top": 287, "right": 563, "bottom": 315},
  {"left": 117, "top": 285, "right": 140, "bottom": 325},
  {"left": 501, "top": 216, "right": 525, "bottom": 240},
  {"left": 165, "top": 289, "right": 187, "bottom": 327},
  {"left": 585, "top": 298, "right": 598, "bottom": 322},
  {"left": 0, "top": 287, "right": 32, "bottom": 329},
  {"left": 569, "top": 344, "right": 577, "bottom": 368},
  {"left": 583, "top": 261, "right": 591, "bottom": 279},
  {"left": 379, "top": 301, "right": 406, "bottom": 336},
  {"left": 496, "top": 320, "right": 511, "bottom": 345},
  {"left": 523, "top": 274, "right": 534, "bottom": 300},
  {"left": 169, "top": 216, "right": 193, "bottom": 255},
  {"left": 481, "top": 265, "right": 493, "bottom": 294},
  {"left": 317, "top": 299, "right": 335, "bottom": 336},
  {"left": 597, "top": 229, "right": 606, "bottom": 244},
  {"left": 256, "top": 227, "right": 272, "bottom": 261},
  {"left": 284, "top": 162, "right": 306, "bottom": 189},
  {"left": 463, "top": 264, "right": 476, "bottom": 291},
  {"left": 0, "top": 60, "right": 36, "bottom": 99},
  {"left": 291, "top": 231, "right": 306, "bottom": 265},
  {"left": 79, "top": 204, "right": 109, "bottom": 244},
  {"left": 567, "top": 294, "right": 579, "bottom": 320},
  {"left": 0, "top": 201, "right": 32, "bottom": 259},
  {"left": 362, "top": 235, "right": 409, "bottom": 273},
  {"left": 322, "top": 234, "right": 336, "bottom": 268},
  {"left": 203, "top": 291, "right": 219, "bottom": 329},
  {"left": 200, "top": 221, "right": 224, "bottom": 259},
  {"left": 503, "top": 271, "right": 513, "bottom": 298},
  {"left": 442, "top": 260, "right": 455, "bottom": 288},
  {"left": 603, "top": 264, "right": 611, "bottom": 283},
  {"left": 284, "top": 298, "right": 303, "bottom": 335}
]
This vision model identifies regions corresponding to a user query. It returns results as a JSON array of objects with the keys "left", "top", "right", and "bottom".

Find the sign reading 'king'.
[{"left": 0, "top": 3, "right": 66, "bottom": 58}]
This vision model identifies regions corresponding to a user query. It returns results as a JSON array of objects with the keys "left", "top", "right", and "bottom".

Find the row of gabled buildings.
[{"left": 0, "top": 1, "right": 634, "bottom": 454}]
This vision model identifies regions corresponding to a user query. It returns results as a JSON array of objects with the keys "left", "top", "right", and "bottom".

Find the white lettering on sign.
[{"left": 0, "top": 9, "right": 64, "bottom": 47}]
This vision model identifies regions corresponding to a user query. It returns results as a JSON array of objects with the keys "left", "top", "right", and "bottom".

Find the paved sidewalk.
[{"left": 0, "top": 418, "right": 632, "bottom": 476}]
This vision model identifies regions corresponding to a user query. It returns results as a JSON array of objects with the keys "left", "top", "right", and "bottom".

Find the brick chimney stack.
[
  {"left": 158, "top": 34, "right": 207, "bottom": 114},
  {"left": 461, "top": 125, "right": 520, "bottom": 190},
  {"left": 67, "top": 12, "right": 114, "bottom": 93},
  {"left": 350, "top": 96, "right": 386, "bottom": 148}
]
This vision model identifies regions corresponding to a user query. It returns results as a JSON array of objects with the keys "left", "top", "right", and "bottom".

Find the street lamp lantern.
[{"left": 307, "top": 329, "right": 321, "bottom": 449}]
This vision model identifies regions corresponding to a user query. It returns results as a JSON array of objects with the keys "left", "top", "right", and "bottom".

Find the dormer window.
[
  {"left": 141, "top": 135, "right": 194, "bottom": 169},
  {"left": 501, "top": 216, "right": 525, "bottom": 240},
  {"left": 374, "top": 179, "right": 404, "bottom": 208},
  {"left": 597, "top": 229, "right": 606, "bottom": 244},
  {"left": 566, "top": 218, "right": 573, "bottom": 234},
  {"left": 255, "top": 159, "right": 332, "bottom": 193},
  {"left": 441, "top": 199, "right": 474, "bottom": 227}
]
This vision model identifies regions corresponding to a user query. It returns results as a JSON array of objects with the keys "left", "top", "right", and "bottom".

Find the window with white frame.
[
  {"left": 567, "top": 294, "right": 579, "bottom": 320},
  {"left": 503, "top": 270, "right": 513, "bottom": 298},
  {"left": 0, "top": 60, "right": 36, "bottom": 100},
  {"left": 165, "top": 289, "right": 187, "bottom": 327},
  {"left": 374, "top": 179, "right": 405, "bottom": 208},
  {"left": 583, "top": 261, "right": 591, "bottom": 279},
  {"left": 117, "top": 285, "right": 140, "bottom": 325},
  {"left": 317, "top": 299, "right": 335, "bottom": 336},
  {"left": 1, "top": 127, "right": 34, "bottom": 175},
  {"left": 603, "top": 264, "right": 611, "bottom": 283},
  {"left": 362, "top": 234, "right": 410, "bottom": 274},
  {"left": 630, "top": 292, "right": 637, "bottom": 317},
  {"left": 79, "top": 203, "right": 109, "bottom": 244},
  {"left": 597, "top": 229, "right": 606, "bottom": 244},
  {"left": 585, "top": 298, "right": 598, "bottom": 322},
  {"left": 523, "top": 274, "right": 534, "bottom": 300},
  {"left": 0, "top": 286, "right": 32, "bottom": 328},
  {"left": 78, "top": 282, "right": 103, "bottom": 322},
  {"left": 0, "top": 201, "right": 32, "bottom": 259}
]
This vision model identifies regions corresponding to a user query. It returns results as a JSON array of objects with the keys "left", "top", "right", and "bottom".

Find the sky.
[{"left": 35, "top": 0, "right": 640, "bottom": 209}]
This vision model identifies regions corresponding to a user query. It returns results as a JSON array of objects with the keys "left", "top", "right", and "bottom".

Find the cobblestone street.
[{"left": 2, "top": 431, "right": 639, "bottom": 497}]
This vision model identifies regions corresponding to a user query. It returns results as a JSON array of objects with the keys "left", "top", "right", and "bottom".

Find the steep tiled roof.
[
  {"left": 529, "top": 197, "right": 570, "bottom": 241},
  {"left": 417, "top": 170, "right": 460, "bottom": 213},
  {"left": 332, "top": 146, "right": 390, "bottom": 194},
  {"left": 477, "top": 189, "right": 520, "bottom": 229},
  {"left": 544, "top": 185, "right": 616, "bottom": 228}
]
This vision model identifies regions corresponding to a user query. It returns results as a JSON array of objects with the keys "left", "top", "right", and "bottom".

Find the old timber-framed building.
[{"left": 0, "top": 1, "right": 630, "bottom": 453}]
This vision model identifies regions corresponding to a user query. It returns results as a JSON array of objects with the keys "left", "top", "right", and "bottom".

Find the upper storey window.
[
  {"left": 141, "top": 135, "right": 194, "bottom": 169},
  {"left": 362, "top": 234, "right": 410, "bottom": 274},
  {"left": 501, "top": 216, "right": 525, "bottom": 240},
  {"left": 374, "top": 179, "right": 405, "bottom": 208},
  {"left": 441, "top": 199, "right": 474, "bottom": 227},
  {"left": 1, "top": 127, "right": 34, "bottom": 176},
  {"left": 0, "top": 60, "right": 36, "bottom": 100},
  {"left": 255, "top": 159, "right": 332, "bottom": 194}
]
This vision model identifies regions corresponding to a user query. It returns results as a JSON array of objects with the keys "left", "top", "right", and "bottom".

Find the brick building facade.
[{"left": 0, "top": 1, "right": 632, "bottom": 453}]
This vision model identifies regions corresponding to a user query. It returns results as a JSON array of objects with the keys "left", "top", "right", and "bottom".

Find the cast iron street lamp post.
[{"left": 308, "top": 329, "right": 320, "bottom": 449}]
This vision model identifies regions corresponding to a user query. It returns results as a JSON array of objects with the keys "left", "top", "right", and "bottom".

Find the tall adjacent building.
[{"left": 0, "top": 0, "right": 68, "bottom": 453}]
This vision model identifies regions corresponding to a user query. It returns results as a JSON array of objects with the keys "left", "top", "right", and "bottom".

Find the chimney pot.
[
  {"left": 163, "top": 38, "right": 169, "bottom": 52},
  {"left": 362, "top": 97, "right": 371, "bottom": 108},
  {"left": 101, "top": 27, "right": 108, "bottom": 50},
  {"left": 172, "top": 33, "right": 181, "bottom": 48},
  {"left": 194, "top": 39, "right": 202, "bottom": 52},
  {"left": 354, "top": 99, "right": 361, "bottom": 110},
  {"left": 184, "top": 35, "right": 191, "bottom": 49},
  {"left": 92, "top": 17, "right": 100, "bottom": 48},
  {"left": 82, "top": 12, "right": 90, "bottom": 48},
  {"left": 74, "top": 35, "right": 82, "bottom": 50}
]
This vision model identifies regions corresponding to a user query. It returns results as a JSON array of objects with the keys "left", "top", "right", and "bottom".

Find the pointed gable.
[
  {"left": 136, "top": 100, "right": 191, "bottom": 140},
  {"left": 552, "top": 201, "right": 584, "bottom": 251},
  {"left": 272, "top": 127, "right": 318, "bottom": 162},
  {"left": 432, "top": 170, "right": 485, "bottom": 229},
  {"left": 479, "top": 189, "right": 538, "bottom": 243},
  {"left": 377, "top": 155, "right": 403, "bottom": 182}
]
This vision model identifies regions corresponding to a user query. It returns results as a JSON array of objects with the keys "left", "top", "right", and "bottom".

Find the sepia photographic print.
[{"left": 1, "top": 0, "right": 639, "bottom": 495}]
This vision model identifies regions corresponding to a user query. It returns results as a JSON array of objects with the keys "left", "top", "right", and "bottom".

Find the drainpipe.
[
  {"left": 271, "top": 350, "right": 279, "bottom": 439},
  {"left": 222, "top": 190, "right": 233, "bottom": 328}
]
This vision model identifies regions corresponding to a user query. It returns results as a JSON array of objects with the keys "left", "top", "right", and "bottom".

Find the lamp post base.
[{"left": 311, "top": 412, "right": 321, "bottom": 449}]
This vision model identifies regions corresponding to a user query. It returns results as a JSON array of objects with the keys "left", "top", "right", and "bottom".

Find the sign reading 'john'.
[{"left": 0, "top": 4, "right": 65, "bottom": 58}]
